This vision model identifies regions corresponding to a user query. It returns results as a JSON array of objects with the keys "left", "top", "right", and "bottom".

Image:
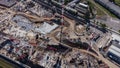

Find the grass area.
[
  {"left": 114, "top": 0, "right": 120, "bottom": 6},
  {"left": 119, "top": 30, "right": 120, "bottom": 33},
  {"left": 88, "top": 0, "right": 105, "bottom": 16},
  {"left": 64, "top": 0, "right": 72, "bottom": 4},
  {"left": 88, "top": 0, "right": 118, "bottom": 18},
  {"left": 0, "top": 58, "right": 15, "bottom": 68},
  {"left": 95, "top": 2, "right": 117, "bottom": 18},
  {"left": 55, "top": 0, "right": 72, "bottom": 4}
]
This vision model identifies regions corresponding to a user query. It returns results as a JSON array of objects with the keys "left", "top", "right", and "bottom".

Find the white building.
[
  {"left": 107, "top": 33, "right": 120, "bottom": 64},
  {"left": 112, "top": 33, "right": 120, "bottom": 44}
]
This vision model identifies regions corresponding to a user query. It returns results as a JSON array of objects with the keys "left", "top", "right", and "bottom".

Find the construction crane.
[{"left": 60, "top": 0, "right": 64, "bottom": 43}]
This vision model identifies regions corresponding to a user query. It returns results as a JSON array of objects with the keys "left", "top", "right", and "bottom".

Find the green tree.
[
  {"left": 119, "top": 30, "right": 120, "bottom": 33},
  {"left": 0, "top": 66, "right": 3, "bottom": 68},
  {"left": 64, "top": 0, "right": 71, "bottom": 5},
  {"left": 100, "top": 23, "right": 107, "bottom": 29},
  {"left": 100, "top": 23, "right": 107, "bottom": 33}
]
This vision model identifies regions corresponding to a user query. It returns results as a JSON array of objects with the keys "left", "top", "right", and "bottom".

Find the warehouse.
[
  {"left": 107, "top": 34, "right": 120, "bottom": 64},
  {"left": 94, "top": 0, "right": 120, "bottom": 19},
  {"left": 107, "top": 40, "right": 120, "bottom": 64}
]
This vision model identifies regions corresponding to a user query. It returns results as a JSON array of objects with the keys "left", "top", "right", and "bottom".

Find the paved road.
[
  {"left": 97, "top": 18, "right": 120, "bottom": 32},
  {"left": 89, "top": 0, "right": 120, "bottom": 32}
]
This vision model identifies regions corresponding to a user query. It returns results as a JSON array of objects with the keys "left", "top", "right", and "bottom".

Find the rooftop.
[
  {"left": 112, "top": 33, "right": 120, "bottom": 43},
  {"left": 95, "top": 0, "right": 120, "bottom": 17},
  {"left": 0, "top": 0, "right": 16, "bottom": 7},
  {"left": 35, "top": 22, "right": 58, "bottom": 34}
]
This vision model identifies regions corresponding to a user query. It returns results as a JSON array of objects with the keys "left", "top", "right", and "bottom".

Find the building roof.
[
  {"left": 112, "top": 33, "right": 120, "bottom": 43},
  {"left": 106, "top": 1, "right": 120, "bottom": 15},
  {"left": 108, "top": 45, "right": 120, "bottom": 57},
  {"left": 95, "top": 0, "right": 120, "bottom": 18},
  {"left": 0, "top": 0, "right": 16, "bottom": 7},
  {"left": 35, "top": 22, "right": 58, "bottom": 34},
  {"left": 112, "top": 40, "right": 120, "bottom": 48},
  {"left": 108, "top": 39, "right": 120, "bottom": 58},
  {"left": 12, "top": 15, "right": 33, "bottom": 31}
]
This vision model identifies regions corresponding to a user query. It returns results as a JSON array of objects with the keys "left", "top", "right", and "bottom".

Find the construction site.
[{"left": 0, "top": 0, "right": 120, "bottom": 68}]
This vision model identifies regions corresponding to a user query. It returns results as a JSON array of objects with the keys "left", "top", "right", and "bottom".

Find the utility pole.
[{"left": 60, "top": 0, "right": 64, "bottom": 43}]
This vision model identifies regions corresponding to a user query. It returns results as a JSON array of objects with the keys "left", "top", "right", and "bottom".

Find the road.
[
  {"left": 48, "top": 17, "right": 119, "bottom": 68},
  {"left": 89, "top": 0, "right": 120, "bottom": 32},
  {"left": 62, "top": 42, "right": 119, "bottom": 68},
  {"left": 33, "top": 0, "right": 85, "bottom": 24},
  {"left": 95, "top": 18, "right": 120, "bottom": 32},
  {"left": 0, "top": 0, "right": 119, "bottom": 68},
  {"left": 0, "top": 6, "right": 55, "bottom": 23},
  {"left": 63, "top": 17, "right": 76, "bottom": 38}
]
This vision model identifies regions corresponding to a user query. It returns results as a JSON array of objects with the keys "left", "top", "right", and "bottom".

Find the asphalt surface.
[
  {"left": 94, "top": 0, "right": 120, "bottom": 19},
  {"left": 95, "top": 18, "right": 120, "bottom": 32}
]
